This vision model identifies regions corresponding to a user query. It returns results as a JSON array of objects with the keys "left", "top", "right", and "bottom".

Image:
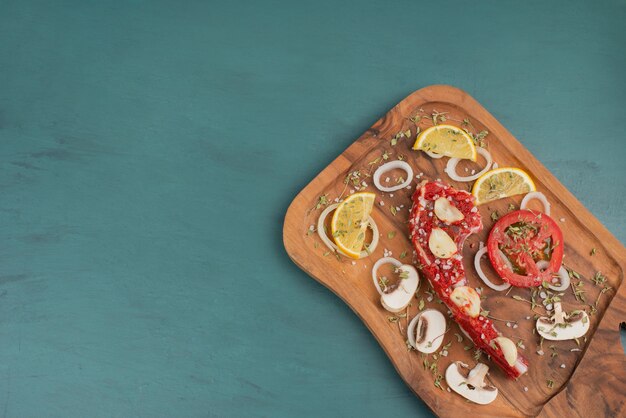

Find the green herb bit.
[
  {"left": 455, "top": 333, "right": 463, "bottom": 343},
  {"left": 512, "top": 295, "right": 532, "bottom": 304},
  {"left": 591, "top": 271, "right": 607, "bottom": 286},
  {"left": 396, "top": 268, "right": 410, "bottom": 280},
  {"left": 323, "top": 251, "right": 331, "bottom": 257},
  {"left": 368, "top": 156, "right": 382, "bottom": 166},
  {"left": 547, "top": 380, "right": 554, "bottom": 389},
  {"left": 387, "top": 231, "right": 397, "bottom": 239},
  {"left": 390, "top": 206, "right": 397, "bottom": 216},
  {"left": 400, "top": 251, "right": 407, "bottom": 259},
  {"left": 508, "top": 203, "right": 516, "bottom": 211},
  {"left": 418, "top": 298, "right": 425, "bottom": 311},
  {"left": 406, "top": 339, "right": 414, "bottom": 351},
  {"left": 382, "top": 151, "right": 390, "bottom": 160},
  {"left": 590, "top": 248, "right": 597, "bottom": 256},
  {"left": 434, "top": 374, "right": 444, "bottom": 391},
  {"left": 464, "top": 345, "right": 472, "bottom": 351},
  {"left": 388, "top": 316, "right": 399, "bottom": 323},
  {"left": 491, "top": 211, "right": 499, "bottom": 222},
  {"left": 473, "top": 349, "right": 483, "bottom": 361},
  {"left": 571, "top": 280, "right": 586, "bottom": 303},
  {"left": 480, "top": 310, "right": 490, "bottom": 317},
  {"left": 567, "top": 267, "right": 581, "bottom": 279},
  {"left": 314, "top": 194, "right": 329, "bottom": 210}
]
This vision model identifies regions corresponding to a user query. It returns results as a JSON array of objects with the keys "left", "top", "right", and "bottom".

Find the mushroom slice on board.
[
  {"left": 407, "top": 309, "right": 446, "bottom": 353},
  {"left": 380, "top": 265, "right": 419, "bottom": 313},
  {"left": 445, "top": 362, "right": 498, "bottom": 405},
  {"left": 535, "top": 302, "right": 590, "bottom": 341}
]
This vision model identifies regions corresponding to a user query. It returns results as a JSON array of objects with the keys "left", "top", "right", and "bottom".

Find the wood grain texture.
[{"left": 284, "top": 86, "right": 626, "bottom": 417}]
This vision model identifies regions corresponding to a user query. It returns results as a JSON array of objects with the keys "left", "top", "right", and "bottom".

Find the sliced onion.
[
  {"left": 371, "top": 257, "right": 402, "bottom": 295},
  {"left": 444, "top": 147, "right": 492, "bottom": 182},
  {"left": 425, "top": 151, "right": 444, "bottom": 159},
  {"left": 317, "top": 203, "right": 379, "bottom": 259},
  {"left": 536, "top": 261, "right": 570, "bottom": 291},
  {"left": 521, "top": 192, "right": 551, "bottom": 216},
  {"left": 474, "top": 247, "right": 511, "bottom": 291},
  {"left": 373, "top": 161, "right": 413, "bottom": 192}
]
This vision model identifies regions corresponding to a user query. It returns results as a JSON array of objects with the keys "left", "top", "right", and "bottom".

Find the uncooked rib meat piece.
[{"left": 409, "top": 180, "right": 528, "bottom": 379}]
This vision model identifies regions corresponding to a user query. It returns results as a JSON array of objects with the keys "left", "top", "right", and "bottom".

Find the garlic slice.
[
  {"left": 434, "top": 197, "right": 464, "bottom": 223},
  {"left": 428, "top": 228, "right": 457, "bottom": 259}
]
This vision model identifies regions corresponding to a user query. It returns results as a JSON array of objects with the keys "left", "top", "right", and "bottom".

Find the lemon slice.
[
  {"left": 413, "top": 125, "right": 477, "bottom": 161},
  {"left": 331, "top": 192, "right": 376, "bottom": 259},
  {"left": 472, "top": 167, "right": 536, "bottom": 205}
]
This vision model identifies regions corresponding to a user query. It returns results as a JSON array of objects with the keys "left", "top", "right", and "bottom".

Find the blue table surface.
[{"left": 1, "top": 0, "right": 625, "bottom": 416}]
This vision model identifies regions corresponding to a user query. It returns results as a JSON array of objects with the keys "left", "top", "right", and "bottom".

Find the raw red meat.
[{"left": 410, "top": 180, "right": 529, "bottom": 379}]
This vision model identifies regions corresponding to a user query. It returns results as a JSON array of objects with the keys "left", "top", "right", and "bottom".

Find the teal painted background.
[{"left": 0, "top": 0, "right": 624, "bottom": 416}]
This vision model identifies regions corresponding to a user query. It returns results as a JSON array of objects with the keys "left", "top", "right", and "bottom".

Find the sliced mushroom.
[
  {"left": 445, "top": 362, "right": 498, "bottom": 405},
  {"left": 434, "top": 197, "right": 464, "bottom": 223},
  {"left": 380, "top": 265, "right": 419, "bottom": 313},
  {"left": 535, "top": 302, "right": 589, "bottom": 341},
  {"left": 490, "top": 337, "right": 518, "bottom": 366},
  {"left": 428, "top": 228, "right": 458, "bottom": 258},
  {"left": 407, "top": 309, "right": 446, "bottom": 353},
  {"left": 450, "top": 286, "right": 481, "bottom": 318}
]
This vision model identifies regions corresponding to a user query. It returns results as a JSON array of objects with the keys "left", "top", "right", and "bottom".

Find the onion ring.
[
  {"left": 425, "top": 151, "right": 444, "bottom": 159},
  {"left": 536, "top": 261, "right": 570, "bottom": 291},
  {"left": 373, "top": 161, "right": 413, "bottom": 192},
  {"left": 371, "top": 257, "right": 402, "bottom": 295},
  {"left": 444, "top": 147, "right": 492, "bottom": 182},
  {"left": 317, "top": 203, "right": 379, "bottom": 259},
  {"left": 520, "top": 192, "right": 551, "bottom": 216},
  {"left": 474, "top": 247, "right": 511, "bottom": 291}
]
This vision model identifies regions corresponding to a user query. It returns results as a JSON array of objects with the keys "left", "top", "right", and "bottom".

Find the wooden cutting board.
[{"left": 283, "top": 85, "right": 626, "bottom": 417}]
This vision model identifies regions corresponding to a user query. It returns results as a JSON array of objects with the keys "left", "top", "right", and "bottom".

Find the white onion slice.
[
  {"left": 444, "top": 147, "right": 492, "bottom": 182},
  {"left": 371, "top": 257, "right": 402, "bottom": 295},
  {"left": 373, "top": 161, "right": 413, "bottom": 192},
  {"left": 317, "top": 203, "right": 379, "bottom": 259},
  {"left": 425, "top": 151, "right": 444, "bottom": 159},
  {"left": 474, "top": 247, "right": 511, "bottom": 291},
  {"left": 521, "top": 191, "right": 551, "bottom": 216},
  {"left": 536, "top": 261, "right": 570, "bottom": 291}
]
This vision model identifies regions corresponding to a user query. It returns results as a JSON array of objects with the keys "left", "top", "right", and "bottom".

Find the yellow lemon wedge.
[
  {"left": 472, "top": 167, "right": 536, "bottom": 205},
  {"left": 331, "top": 192, "right": 376, "bottom": 259},
  {"left": 413, "top": 124, "right": 477, "bottom": 161}
]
